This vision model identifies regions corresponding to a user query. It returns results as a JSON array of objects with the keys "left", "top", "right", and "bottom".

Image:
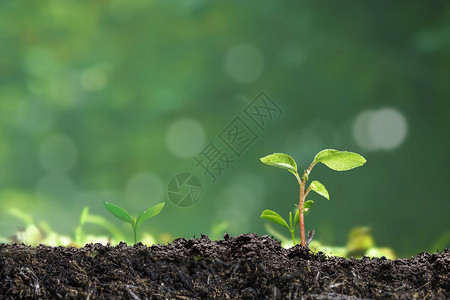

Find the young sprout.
[
  {"left": 103, "top": 202, "right": 165, "bottom": 244},
  {"left": 260, "top": 149, "right": 366, "bottom": 247},
  {"left": 260, "top": 200, "right": 313, "bottom": 246}
]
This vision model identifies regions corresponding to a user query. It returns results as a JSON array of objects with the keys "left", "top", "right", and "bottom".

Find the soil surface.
[{"left": 0, "top": 233, "right": 448, "bottom": 299}]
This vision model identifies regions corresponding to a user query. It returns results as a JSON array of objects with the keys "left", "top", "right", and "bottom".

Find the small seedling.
[
  {"left": 103, "top": 201, "right": 165, "bottom": 244},
  {"left": 261, "top": 200, "right": 313, "bottom": 246},
  {"left": 260, "top": 149, "right": 366, "bottom": 247}
]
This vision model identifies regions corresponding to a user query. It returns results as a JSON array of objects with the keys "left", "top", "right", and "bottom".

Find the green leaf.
[
  {"left": 79, "top": 206, "right": 89, "bottom": 226},
  {"left": 294, "top": 208, "right": 299, "bottom": 227},
  {"left": 312, "top": 149, "right": 366, "bottom": 171},
  {"left": 260, "top": 153, "right": 298, "bottom": 175},
  {"left": 309, "top": 181, "right": 330, "bottom": 200},
  {"left": 260, "top": 210, "right": 289, "bottom": 229},
  {"left": 103, "top": 202, "right": 134, "bottom": 225},
  {"left": 289, "top": 211, "right": 293, "bottom": 228},
  {"left": 293, "top": 200, "right": 314, "bottom": 227},
  {"left": 136, "top": 202, "right": 165, "bottom": 228},
  {"left": 303, "top": 200, "right": 314, "bottom": 214}
]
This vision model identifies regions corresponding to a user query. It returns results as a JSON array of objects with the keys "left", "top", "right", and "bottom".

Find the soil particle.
[{"left": 0, "top": 233, "right": 448, "bottom": 299}]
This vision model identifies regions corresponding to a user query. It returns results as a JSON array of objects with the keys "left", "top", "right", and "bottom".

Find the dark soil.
[{"left": 0, "top": 234, "right": 448, "bottom": 299}]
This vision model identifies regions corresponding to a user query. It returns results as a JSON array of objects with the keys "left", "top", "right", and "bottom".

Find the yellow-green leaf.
[
  {"left": 260, "top": 210, "right": 289, "bottom": 229},
  {"left": 309, "top": 181, "right": 330, "bottom": 200},
  {"left": 260, "top": 153, "right": 297, "bottom": 175},
  {"left": 136, "top": 202, "right": 165, "bottom": 228},
  {"left": 103, "top": 202, "right": 134, "bottom": 225},
  {"left": 313, "top": 149, "right": 366, "bottom": 171},
  {"left": 294, "top": 208, "right": 299, "bottom": 226},
  {"left": 304, "top": 200, "right": 314, "bottom": 214}
]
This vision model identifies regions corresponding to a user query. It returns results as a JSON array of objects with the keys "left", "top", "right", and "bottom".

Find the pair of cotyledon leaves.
[
  {"left": 103, "top": 201, "right": 165, "bottom": 230},
  {"left": 260, "top": 149, "right": 367, "bottom": 175},
  {"left": 260, "top": 149, "right": 366, "bottom": 201}
]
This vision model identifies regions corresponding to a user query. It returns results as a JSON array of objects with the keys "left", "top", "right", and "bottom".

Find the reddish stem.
[
  {"left": 296, "top": 162, "right": 315, "bottom": 247},
  {"left": 298, "top": 181, "right": 305, "bottom": 246}
]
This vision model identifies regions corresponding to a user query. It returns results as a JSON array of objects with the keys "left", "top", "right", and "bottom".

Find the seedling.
[
  {"left": 103, "top": 201, "right": 165, "bottom": 244},
  {"left": 260, "top": 149, "right": 366, "bottom": 247}
]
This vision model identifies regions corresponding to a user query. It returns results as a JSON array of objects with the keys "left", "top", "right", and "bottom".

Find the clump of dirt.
[{"left": 0, "top": 233, "right": 448, "bottom": 299}]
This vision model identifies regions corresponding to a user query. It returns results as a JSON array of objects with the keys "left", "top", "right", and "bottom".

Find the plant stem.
[
  {"left": 304, "top": 186, "right": 311, "bottom": 198},
  {"left": 299, "top": 162, "right": 316, "bottom": 247},
  {"left": 133, "top": 223, "right": 137, "bottom": 244},
  {"left": 307, "top": 162, "right": 315, "bottom": 175},
  {"left": 299, "top": 180, "right": 305, "bottom": 246},
  {"left": 294, "top": 172, "right": 306, "bottom": 247},
  {"left": 290, "top": 229, "right": 296, "bottom": 246}
]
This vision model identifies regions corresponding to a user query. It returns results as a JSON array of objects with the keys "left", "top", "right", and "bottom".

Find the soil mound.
[{"left": 0, "top": 233, "right": 448, "bottom": 299}]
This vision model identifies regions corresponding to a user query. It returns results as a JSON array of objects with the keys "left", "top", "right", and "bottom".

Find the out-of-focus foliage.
[
  {"left": 0, "top": 1, "right": 449, "bottom": 257},
  {"left": 4, "top": 207, "right": 157, "bottom": 247},
  {"left": 266, "top": 224, "right": 396, "bottom": 259}
]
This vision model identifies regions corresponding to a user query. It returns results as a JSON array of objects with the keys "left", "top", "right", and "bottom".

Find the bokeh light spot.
[
  {"left": 369, "top": 108, "right": 408, "bottom": 150},
  {"left": 284, "top": 128, "right": 323, "bottom": 160},
  {"left": 215, "top": 185, "right": 256, "bottom": 232},
  {"left": 81, "top": 66, "right": 108, "bottom": 91},
  {"left": 36, "top": 174, "right": 77, "bottom": 201},
  {"left": 14, "top": 102, "right": 54, "bottom": 135},
  {"left": 224, "top": 44, "right": 264, "bottom": 83},
  {"left": 353, "top": 108, "right": 408, "bottom": 151},
  {"left": 24, "top": 47, "right": 59, "bottom": 77},
  {"left": 125, "top": 172, "right": 165, "bottom": 205},
  {"left": 166, "top": 118, "right": 205, "bottom": 158},
  {"left": 232, "top": 174, "right": 266, "bottom": 203},
  {"left": 279, "top": 42, "right": 307, "bottom": 67},
  {"left": 39, "top": 135, "right": 78, "bottom": 173},
  {"left": 153, "top": 87, "right": 182, "bottom": 112},
  {"left": 352, "top": 110, "right": 379, "bottom": 151}
]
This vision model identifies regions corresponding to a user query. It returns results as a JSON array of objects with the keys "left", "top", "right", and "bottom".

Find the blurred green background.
[{"left": 0, "top": 0, "right": 449, "bottom": 257}]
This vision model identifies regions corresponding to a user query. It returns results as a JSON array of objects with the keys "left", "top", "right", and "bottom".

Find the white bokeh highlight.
[
  {"left": 39, "top": 135, "right": 78, "bottom": 173},
  {"left": 224, "top": 44, "right": 264, "bottom": 83},
  {"left": 215, "top": 185, "right": 256, "bottom": 232},
  {"left": 36, "top": 174, "right": 77, "bottom": 199},
  {"left": 353, "top": 108, "right": 408, "bottom": 151},
  {"left": 125, "top": 172, "right": 165, "bottom": 204},
  {"left": 81, "top": 65, "right": 108, "bottom": 91},
  {"left": 166, "top": 118, "right": 205, "bottom": 158},
  {"left": 14, "top": 102, "right": 54, "bottom": 135},
  {"left": 284, "top": 128, "right": 323, "bottom": 161},
  {"left": 215, "top": 175, "right": 264, "bottom": 233}
]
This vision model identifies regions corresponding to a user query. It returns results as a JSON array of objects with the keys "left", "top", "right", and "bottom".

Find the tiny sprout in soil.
[
  {"left": 103, "top": 201, "right": 165, "bottom": 244},
  {"left": 260, "top": 201, "right": 313, "bottom": 247},
  {"left": 260, "top": 149, "right": 366, "bottom": 247}
]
